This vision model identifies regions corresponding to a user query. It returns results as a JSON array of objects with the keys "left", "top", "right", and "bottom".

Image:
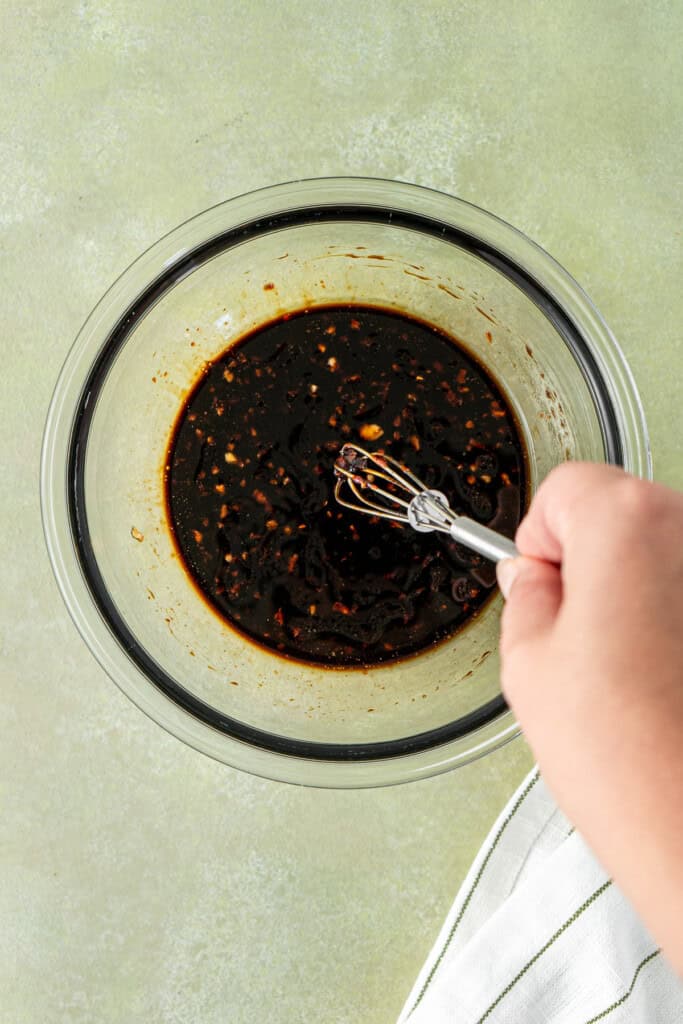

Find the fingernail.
[{"left": 496, "top": 558, "right": 520, "bottom": 600}]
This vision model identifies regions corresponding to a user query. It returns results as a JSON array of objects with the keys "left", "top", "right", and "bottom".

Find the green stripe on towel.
[
  {"left": 475, "top": 880, "right": 613, "bottom": 1023},
  {"left": 408, "top": 770, "right": 541, "bottom": 1016},
  {"left": 583, "top": 950, "right": 660, "bottom": 1024}
]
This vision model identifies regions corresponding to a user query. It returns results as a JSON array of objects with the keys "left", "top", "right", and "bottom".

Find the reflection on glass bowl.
[{"left": 40, "top": 178, "right": 650, "bottom": 788}]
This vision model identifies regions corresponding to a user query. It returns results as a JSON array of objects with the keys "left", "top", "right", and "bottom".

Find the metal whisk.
[{"left": 333, "top": 443, "right": 518, "bottom": 563}]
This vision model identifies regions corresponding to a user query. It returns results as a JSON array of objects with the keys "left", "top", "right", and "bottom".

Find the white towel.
[{"left": 398, "top": 769, "right": 683, "bottom": 1023}]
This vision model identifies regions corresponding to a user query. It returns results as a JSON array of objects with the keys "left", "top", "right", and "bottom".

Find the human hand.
[{"left": 497, "top": 462, "right": 683, "bottom": 974}]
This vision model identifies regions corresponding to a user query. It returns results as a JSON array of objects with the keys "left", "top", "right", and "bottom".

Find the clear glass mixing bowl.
[{"left": 41, "top": 178, "right": 651, "bottom": 787}]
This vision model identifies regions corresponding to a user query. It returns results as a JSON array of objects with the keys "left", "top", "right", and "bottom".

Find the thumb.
[{"left": 497, "top": 556, "right": 563, "bottom": 655}]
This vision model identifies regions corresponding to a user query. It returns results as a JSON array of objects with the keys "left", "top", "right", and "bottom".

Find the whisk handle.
[{"left": 449, "top": 516, "right": 519, "bottom": 563}]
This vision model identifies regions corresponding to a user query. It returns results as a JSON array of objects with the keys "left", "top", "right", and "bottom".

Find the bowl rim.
[{"left": 40, "top": 176, "right": 651, "bottom": 788}]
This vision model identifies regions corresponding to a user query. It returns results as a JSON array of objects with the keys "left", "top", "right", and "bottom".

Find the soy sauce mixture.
[{"left": 165, "top": 306, "right": 526, "bottom": 666}]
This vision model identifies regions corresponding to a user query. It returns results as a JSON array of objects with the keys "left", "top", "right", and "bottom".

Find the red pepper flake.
[
  {"left": 263, "top": 282, "right": 275, "bottom": 291},
  {"left": 215, "top": 483, "right": 226, "bottom": 494},
  {"left": 349, "top": 319, "right": 360, "bottom": 330},
  {"left": 224, "top": 370, "right": 234, "bottom": 383},
  {"left": 333, "top": 601, "right": 351, "bottom": 615},
  {"left": 408, "top": 434, "right": 421, "bottom": 451},
  {"left": 456, "top": 368, "right": 467, "bottom": 384},
  {"left": 309, "top": 604, "right": 317, "bottom": 615},
  {"left": 287, "top": 553, "right": 299, "bottom": 573},
  {"left": 359, "top": 423, "right": 384, "bottom": 441},
  {"left": 274, "top": 608, "right": 284, "bottom": 626},
  {"left": 265, "top": 518, "right": 278, "bottom": 531},
  {"left": 465, "top": 419, "right": 475, "bottom": 429},
  {"left": 325, "top": 324, "right": 336, "bottom": 335},
  {"left": 192, "top": 529, "right": 203, "bottom": 543}
]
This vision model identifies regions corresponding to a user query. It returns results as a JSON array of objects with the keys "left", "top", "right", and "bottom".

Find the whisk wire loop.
[{"left": 333, "top": 442, "right": 519, "bottom": 564}]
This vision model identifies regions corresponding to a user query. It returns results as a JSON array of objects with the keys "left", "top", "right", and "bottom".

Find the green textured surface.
[{"left": 1, "top": 3, "right": 680, "bottom": 1022}]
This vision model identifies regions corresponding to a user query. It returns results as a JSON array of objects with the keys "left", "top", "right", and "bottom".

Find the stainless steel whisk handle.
[
  {"left": 449, "top": 517, "right": 518, "bottom": 563},
  {"left": 407, "top": 490, "right": 519, "bottom": 563}
]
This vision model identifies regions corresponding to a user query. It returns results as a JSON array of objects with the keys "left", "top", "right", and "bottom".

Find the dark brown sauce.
[{"left": 165, "top": 305, "right": 526, "bottom": 667}]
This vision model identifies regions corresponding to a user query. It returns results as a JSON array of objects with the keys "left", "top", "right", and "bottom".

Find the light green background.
[{"left": 1, "top": 3, "right": 681, "bottom": 1022}]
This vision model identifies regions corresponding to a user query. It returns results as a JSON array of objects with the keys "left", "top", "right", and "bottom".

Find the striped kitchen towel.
[{"left": 398, "top": 768, "right": 683, "bottom": 1023}]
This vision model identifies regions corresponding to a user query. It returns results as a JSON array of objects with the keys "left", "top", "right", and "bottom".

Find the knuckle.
[
  {"left": 533, "top": 461, "right": 578, "bottom": 502},
  {"left": 611, "top": 477, "right": 658, "bottom": 529},
  {"left": 556, "top": 468, "right": 655, "bottom": 539}
]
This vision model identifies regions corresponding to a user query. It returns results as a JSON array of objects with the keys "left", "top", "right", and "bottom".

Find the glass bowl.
[{"left": 41, "top": 178, "right": 650, "bottom": 788}]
